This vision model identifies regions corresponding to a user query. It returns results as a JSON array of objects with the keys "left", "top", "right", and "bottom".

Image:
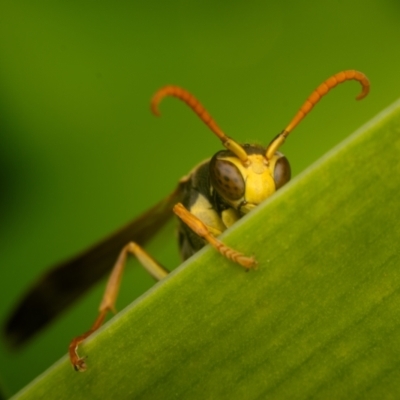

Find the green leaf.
[{"left": 12, "top": 100, "right": 400, "bottom": 399}]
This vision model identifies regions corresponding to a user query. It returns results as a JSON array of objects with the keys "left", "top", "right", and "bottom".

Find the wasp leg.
[
  {"left": 69, "top": 242, "right": 168, "bottom": 372},
  {"left": 173, "top": 203, "right": 257, "bottom": 270}
]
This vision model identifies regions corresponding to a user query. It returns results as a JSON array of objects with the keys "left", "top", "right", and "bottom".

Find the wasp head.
[{"left": 209, "top": 144, "right": 290, "bottom": 215}]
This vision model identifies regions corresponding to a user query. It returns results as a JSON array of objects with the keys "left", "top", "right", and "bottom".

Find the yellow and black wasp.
[{"left": 4, "top": 70, "right": 369, "bottom": 371}]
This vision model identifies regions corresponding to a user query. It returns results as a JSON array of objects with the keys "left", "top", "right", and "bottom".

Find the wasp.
[{"left": 4, "top": 70, "right": 369, "bottom": 371}]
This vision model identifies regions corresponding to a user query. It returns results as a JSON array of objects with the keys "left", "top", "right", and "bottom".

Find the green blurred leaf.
[{"left": 12, "top": 100, "right": 400, "bottom": 399}]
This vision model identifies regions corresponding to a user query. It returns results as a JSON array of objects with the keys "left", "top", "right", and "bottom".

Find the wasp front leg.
[
  {"left": 173, "top": 203, "right": 257, "bottom": 269},
  {"left": 69, "top": 242, "right": 169, "bottom": 372}
]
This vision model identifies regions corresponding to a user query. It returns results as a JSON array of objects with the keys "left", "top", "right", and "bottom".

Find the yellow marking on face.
[{"left": 222, "top": 153, "right": 283, "bottom": 213}]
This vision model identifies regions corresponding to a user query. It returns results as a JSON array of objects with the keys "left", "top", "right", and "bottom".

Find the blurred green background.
[{"left": 0, "top": 0, "right": 399, "bottom": 396}]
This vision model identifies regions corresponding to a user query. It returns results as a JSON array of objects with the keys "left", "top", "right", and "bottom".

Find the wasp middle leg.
[{"left": 69, "top": 242, "right": 168, "bottom": 371}]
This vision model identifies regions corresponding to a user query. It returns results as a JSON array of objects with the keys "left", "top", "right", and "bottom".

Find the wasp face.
[{"left": 209, "top": 145, "right": 291, "bottom": 215}]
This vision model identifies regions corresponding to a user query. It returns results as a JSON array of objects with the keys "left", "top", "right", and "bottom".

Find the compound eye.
[
  {"left": 210, "top": 157, "right": 245, "bottom": 201},
  {"left": 273, "top": 156, "right": 291, "bottom": 189}
]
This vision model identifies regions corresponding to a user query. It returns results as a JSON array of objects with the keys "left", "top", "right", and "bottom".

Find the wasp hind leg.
[
  {"left": 69, "top": 242, "right": 169, "bottom": 372},
  {"left": 173, "top": 203, "right": 257, "bottom": 270}
]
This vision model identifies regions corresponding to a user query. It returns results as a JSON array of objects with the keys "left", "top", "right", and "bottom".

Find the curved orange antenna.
[
  {"left": 266, "top": 70, "right": 370, "bottom": 159},
  {"left": 284, "top": 70, "right": 369, "bottom": 134},
  {"left": 151, "top": 86, "right": 249, "bottom": 164}
]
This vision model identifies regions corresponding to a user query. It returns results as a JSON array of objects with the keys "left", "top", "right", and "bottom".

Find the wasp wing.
[{"left": 4, "top": 182, "right": 186, "bottom": 347}]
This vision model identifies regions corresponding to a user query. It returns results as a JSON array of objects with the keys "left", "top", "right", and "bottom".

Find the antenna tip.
[{"left": 150, "top": 97, "right": 161, "bottom": 116}]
